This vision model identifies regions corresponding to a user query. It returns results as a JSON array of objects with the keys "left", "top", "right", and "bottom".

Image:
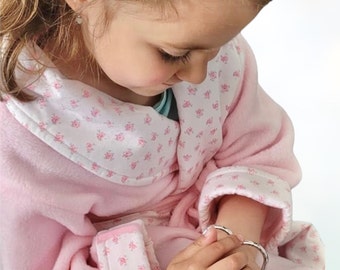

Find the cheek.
[
  {"left": 139, "top": 65, "right": 174, "bottom": 85},
  {"left": 102, "top": 54, "right": 175, "bottom": 87},
  {"left": 91, "top": 35, "right": 176, "bottom": 87},
  {"left": 128, "top": 51, "right": 176, "bottom": 85}
]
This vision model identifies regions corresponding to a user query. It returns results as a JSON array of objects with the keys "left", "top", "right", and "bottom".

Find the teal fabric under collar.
[{"left": 153, "top": 88, "right": 173, "bottom": 117}]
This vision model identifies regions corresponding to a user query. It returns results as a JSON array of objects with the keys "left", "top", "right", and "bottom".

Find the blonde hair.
[
  {"left": 0, "top": 0, "right": 271, "bottom": 102},
  {"left": 0, "top": 0, "right": 86, "bottom": 101}
]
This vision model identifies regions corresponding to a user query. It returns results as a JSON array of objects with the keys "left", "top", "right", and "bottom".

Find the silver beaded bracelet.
[{"left": 212, "top": 225, "right": 269, "bottom": 270}]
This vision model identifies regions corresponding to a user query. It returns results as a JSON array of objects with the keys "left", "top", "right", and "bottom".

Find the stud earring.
[{"left": 75, "top": 14, "right": 83, "bottom": 25}]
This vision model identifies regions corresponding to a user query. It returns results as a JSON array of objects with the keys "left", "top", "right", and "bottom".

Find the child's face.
[{"left": 81, "top": 0, "right": 260, "bottom": 97}]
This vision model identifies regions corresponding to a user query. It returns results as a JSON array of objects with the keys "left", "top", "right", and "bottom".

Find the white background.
[{"left": 243, "top": 0, "right": 340, "bottom": 268}]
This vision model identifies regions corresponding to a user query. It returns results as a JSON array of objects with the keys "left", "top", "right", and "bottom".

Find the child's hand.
[
  {"left": 167, "top": 227, "right": 254, "bottom": 270},
  {"left": 215, "top": 229, "right": 262, "bottom": 270},
  {"left": 223, "top": 245, "right": 262, "bottom": 270}
]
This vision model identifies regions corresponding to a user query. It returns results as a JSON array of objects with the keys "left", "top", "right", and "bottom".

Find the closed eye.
[{"left": 159, "top": 49, "right": 191, "bottom": 64}]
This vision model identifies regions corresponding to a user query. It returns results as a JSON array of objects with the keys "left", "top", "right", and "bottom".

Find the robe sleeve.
[{"left": 197, "top": 35, "right": 302, "bottom": 251}]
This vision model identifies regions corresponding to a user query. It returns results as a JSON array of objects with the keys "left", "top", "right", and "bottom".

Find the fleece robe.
[{"left": 0, "top": 35, "right": 325, "bottom": 270}]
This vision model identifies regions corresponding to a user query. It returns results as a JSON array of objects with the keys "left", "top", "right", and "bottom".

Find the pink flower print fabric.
[
  {"left": 94, "top": 220, "right": 160, "bottom": 270},
  {"left": 6, "top": 36, "right": 242, "bottom": 189},
  {"left": 276, "top": 221, "right": 325, "bottom": 269},
  {"left": 170, "top": 42, "right": 243, "bottom": 190},
  {"left": 198, "top": 166, "right": 292, "bottom": 237},
  {"left": 7, "top": 48, "right": 181, "bottom": 186}
]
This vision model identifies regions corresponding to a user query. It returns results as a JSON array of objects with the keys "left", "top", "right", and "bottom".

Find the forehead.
[
  {"left": 125, "top": 0, "right": 257, "bottom": 23},
  {"left": 121, "top": 0, "right": 259, "bottom": 49}
]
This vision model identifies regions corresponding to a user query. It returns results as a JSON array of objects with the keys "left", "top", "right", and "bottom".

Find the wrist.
[{"left": 215, "top": 195, "right": 269, "bottom": 242}]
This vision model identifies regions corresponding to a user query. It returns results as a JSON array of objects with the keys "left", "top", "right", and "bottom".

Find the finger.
[
  {"left": 191, "top": 234, "right": 243, "bottom": 267},
  {"left": 170, "top": 226, "right": 218, "bottom": 264},
  {"left": 210, "top": 251, "right": 247, "bottom": 270},
  {"left": 244, "top": 261, "right": 261, "bottom": 270}
]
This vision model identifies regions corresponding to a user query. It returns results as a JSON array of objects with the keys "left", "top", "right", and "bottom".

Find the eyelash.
[{"left": 159, "top": 50, "right": 191, "bottom": 64}]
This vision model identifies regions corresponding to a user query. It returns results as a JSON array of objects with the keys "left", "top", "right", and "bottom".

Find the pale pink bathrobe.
[{"left": 0, "top": 35, "right": 325, "bottom": 270}]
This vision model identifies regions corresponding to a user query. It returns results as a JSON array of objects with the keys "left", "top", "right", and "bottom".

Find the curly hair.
[{"left": 0, "top": 0, "right": 86, "bottom": 101}]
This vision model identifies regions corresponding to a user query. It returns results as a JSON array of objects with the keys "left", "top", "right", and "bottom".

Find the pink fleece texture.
[{"left": 0, "top": 35, "right": 324, "bottom": 269}]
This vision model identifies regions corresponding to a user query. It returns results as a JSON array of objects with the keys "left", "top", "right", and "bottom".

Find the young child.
[{"left": 0, "top": 0, "right": 325, "bottom": 269}]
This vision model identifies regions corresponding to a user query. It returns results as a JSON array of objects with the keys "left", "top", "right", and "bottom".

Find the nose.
[
  {"left": 176, "top": 63, "right": 207, "bottom": 84},
  {"left": 176, "top": 49, "right": 220, "bottom": 85}
]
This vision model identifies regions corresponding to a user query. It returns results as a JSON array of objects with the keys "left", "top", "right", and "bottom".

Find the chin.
[{"left": 131, "top": 86, "right": 168, "bottom": 97}]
